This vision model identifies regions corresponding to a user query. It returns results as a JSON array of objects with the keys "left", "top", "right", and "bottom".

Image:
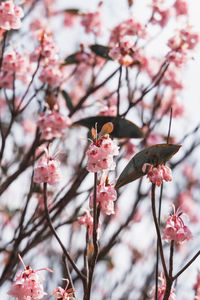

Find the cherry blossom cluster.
[
  {"left": 0, "top": 0, "right": 24, "bottom": 31},
  {"left": 30, "top": 31, "right": 63, "bottom": 88},
  {"left": 90, "top": 182, "right": 117, "bottom": 215},
  {"left": 62, "top": 6, "right": 102, "bottom": 36},
  {"left": 150, "top": 0, "right": 188, "bottom": 28},
  {"left": 86, "top": 135, "right": 119, "bottom": 173},
  {"left": 108, "top": 18, "right": 147, "bottom": 66},
  {"left": 78, "top": 211, "right": 101, "bottom": 239},
  {"left": 0, "top": 49, "right": 32, "bottom": 89},
  {"left": 142, "top": 163, "right": 172, "bottom": 187},
  {"left": 81, "top": 10, "right": 102, "bottom": 36},
  {"left": 32, "top": 33, "right": 59, "bottom": 65},
  {"left": 37, "top": 111, "right": 71, "bottom": 140},
  {"left": 163, "top": 207, "right": 193, "bottom": 243},
  {"left": 167, "top": 27, "right": 199, "bottom": 67},
  {"left": 7, "top": 258, "right": 52, "bottom": 300},
  {"left": 33, "top": 151, "right": 61, "bottom": 186}
]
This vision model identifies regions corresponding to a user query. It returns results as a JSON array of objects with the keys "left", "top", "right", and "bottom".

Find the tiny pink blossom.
[
  {"left": 78, "top": 211, "right": 101, "bottom": 239},
  {"left": 142, "top": 164, "right": 172, "bottom": 187},
  {"left": 90, "top": 183, "right": 117, "bottom": 215},
  {"left": 81, "top": 10, "right": 102, "bottom": 36},
  {"left": 52, "top": 279, "right": 75, "bottom": 300},
  {"left": 150, "top": 4, "right": 171, "bottom": 28},
  {"left": 174, "top": 0, "right": 188, "bottom": 16},
  {"left": 163, "top": 207, "right": 193, "bottom": 243},
  {"left": 33, "top": 151, "right": 62, "bottom": 186},
  {"left": 123, "top": 141, "right": 137, "bottom": 159}
]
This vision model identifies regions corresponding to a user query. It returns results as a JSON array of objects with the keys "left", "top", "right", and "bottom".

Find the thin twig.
[
  {"left": 151, "top": 184, "right": 168, "bottom": 279},
  {"left": 43, "top": 183, "right": 85, "bottom": 282}
]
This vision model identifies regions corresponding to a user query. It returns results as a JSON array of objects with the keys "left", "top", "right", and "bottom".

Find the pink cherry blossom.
[
  {"left": 86, "top": 136, "right": 119, "bottom": 173},
  {"left": 52, "top": 279, "right": 75, "bottom": 300},
  {"left": 150, "top": 5, "right": 171, "bottom": 28},
  {"left": 142, "top": 164, "right": 172, "bottom": 187},
  {"left": 108, "top": 18, "right": 147, "bottom": 66},
  {"left": 90, "top": 183, "right": 117, "bottom": 215},
  {"left": 0, "top": 1, "right": 24, "bottom": 31},
  {"left": 78, "top": 211, "right": 101, "bottom": 239},
  {"left": 123, "top": 141, "right": 137, "bottom": 159},
  {"left": 33, "top": 151, "right": 62, "bottom": 186},
  {"left": 163, "top": 207, "right": 193, "bottom": 243},
  {"left": 37, "top": 111, "right": 71, "bottom": 140},
  {"left": 31, "top": 33, "right": 59, "bottom": 64},
  {"left": 0, "top": 49, "right": 32, "bottom": 89},
  {"left": 39, "top": 66, "right": 63, "bottom": 88},
  {"left": 7, "top": 255, "right": 52, "bottom": 300},
  {"left": 81, "top": 10, "right": 102, "bottom": 36},
  {"left": 162, "top": 66, "right": 184, "bottom": 91},
  {"left": 174, "top": 0, "right": 188, "bottom": 16}
]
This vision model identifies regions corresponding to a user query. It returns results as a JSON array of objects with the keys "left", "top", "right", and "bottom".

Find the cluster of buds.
[
  {"left": 163, "top": 206, "right": 193, "bottom": 243},
  {"left": 33, "top": 150, "right": 62, "bottom": 186},
  {"left": 78, "top": 210, "right": 101, "bottom": 239},
  {"left": 7, "top": 255, "right": 52, "bottom": 300},
  {"left": 109, "top": 18, "right": 146, "bottom": 66},
  {"left": 90, "top": 178, "right": 117, "bottom": 215},
  {"left": 86, "top": 123, "right": 119, "bottom": 173},
  {"left": 0, "top": 49, "right": 32, "bottom": 89},
  {"left": 142, "top": 163, "right": 172, "bottom": 187},
  {"left": 37, "top": 111, "right": 71, "bottom": 140},
  {"left": 0, "top": 0, "right": 24, "bottom": 31}
]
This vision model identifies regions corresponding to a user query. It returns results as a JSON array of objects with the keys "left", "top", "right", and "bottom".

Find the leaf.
[
  {"left": 90, "top": 44, "right": 113, "bottom": 60},
  {"left": 63, "top": 53, "right": 79, "bottom": 65},
  {"left": 116, "top": 144, "right": 181, "bottom": 188},
  {"left": 61, "top": 90, "right": 74, "bottom": 112},
  {"left": 73, "top": 116, "right": 144, "bottom": 139},
  {"left": 100, "top": 122, "right": 114, "bottom": 137},
  {"left": 64, "top": 8, "right": 81, "bottom": 14},
  {"left": 91, "top": 127, "right": 97, "bottom": 140}
]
